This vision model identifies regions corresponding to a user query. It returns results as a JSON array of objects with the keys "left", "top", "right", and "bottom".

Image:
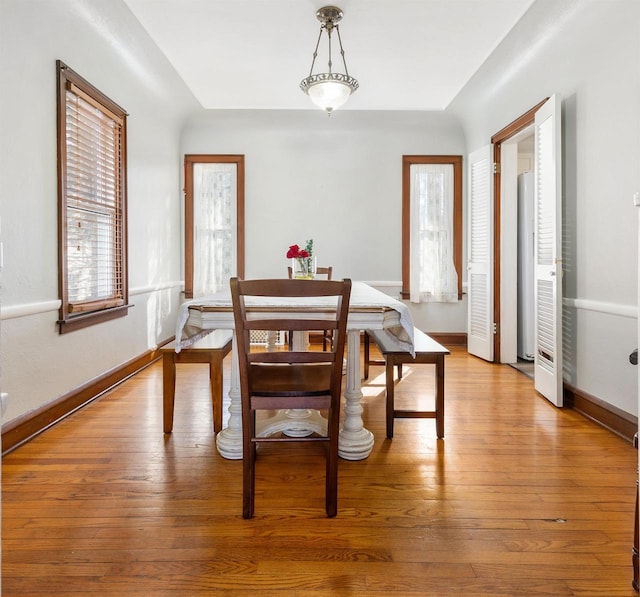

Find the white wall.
[
  {"left": 4, "top": 0, "right": 636, "bottom": 427},
  {"left": 181, "top": 109, "right": 467, "bottom": 332},
  {"left": 0, "top": 0, "right": 199, "bottom": 423},
  {"left": 449, "top": 0, "right": 640, "bottom": 415}
]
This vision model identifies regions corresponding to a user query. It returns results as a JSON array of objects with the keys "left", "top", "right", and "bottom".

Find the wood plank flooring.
[{"left": 3, "top": 346, "right": 638, "bottom": 595}]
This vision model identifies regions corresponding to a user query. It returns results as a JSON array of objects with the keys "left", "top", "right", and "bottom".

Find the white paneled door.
[
  {"left": 467, "top": 96, "right": 563, "bottom": 405},
  {"left": 467, "top": 145, "right": 494, "bottom": 362},
  {"left": 533, "top": 94, "right": 563, "bottom": 406}
]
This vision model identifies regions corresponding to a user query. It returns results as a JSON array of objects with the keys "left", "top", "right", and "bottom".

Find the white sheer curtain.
[
  {"left": 409, "top": 163, "right": 459, "bottom": 303},
  {"left": 193, "top": 163, "right": 237, "bottom": 297}
]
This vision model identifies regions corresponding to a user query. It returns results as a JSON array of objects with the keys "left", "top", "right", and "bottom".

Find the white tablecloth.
[{"left": 175, "top": 281, "right": 415, "bottom": 356}]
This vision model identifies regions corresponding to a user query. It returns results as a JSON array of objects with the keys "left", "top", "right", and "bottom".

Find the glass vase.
[{"left": 292, "top": 256, "right": 316, "bottom": 279}]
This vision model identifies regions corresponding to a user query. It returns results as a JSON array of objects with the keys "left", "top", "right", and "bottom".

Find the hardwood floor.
[{"left": 3, "top": 346, "right": 637, "bottom": 595}]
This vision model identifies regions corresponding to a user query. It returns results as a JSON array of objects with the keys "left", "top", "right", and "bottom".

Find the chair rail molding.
[
  {"left": 129, "top": 280, "right": 183, "bottom": 297},
  {"left": 1, "top": 300, "right": 61, "bottom": 320},
  {"left": 1, "top": 281, "right": 183, "bottom": 321},
  {"left": 563, "top": 297, "right": 638, "bottom": 319}
]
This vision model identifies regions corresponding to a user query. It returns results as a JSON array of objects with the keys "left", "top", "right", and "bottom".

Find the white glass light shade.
[{"left": 306, "top": 78, "right": 353, "bottom": 113}]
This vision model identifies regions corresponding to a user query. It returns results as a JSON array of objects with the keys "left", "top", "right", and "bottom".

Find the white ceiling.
[{"left": 122, "top": 0, "right": 536, "bottom": 111}]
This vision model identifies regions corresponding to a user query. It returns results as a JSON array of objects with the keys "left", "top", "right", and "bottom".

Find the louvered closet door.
[
  {"left": 533, "top": 94, "right": 563, "bottom": 406},
  {"left": 467, "top": 145, "right": 494, "bottom": 361}
]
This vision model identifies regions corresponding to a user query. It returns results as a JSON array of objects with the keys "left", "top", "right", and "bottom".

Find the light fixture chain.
[
  {"left": 335, "top": 26, "right": 350, "bottom": 78},
  {"left": 308, "top": 29, "right": 323, "bottom": 77},
  {"left": 327, "top": 25, "right": 333, "bottom": 74}
]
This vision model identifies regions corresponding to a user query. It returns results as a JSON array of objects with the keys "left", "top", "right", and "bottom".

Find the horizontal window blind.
[{"left": 65, "top": 86, "right": 123, "bottom": 313}]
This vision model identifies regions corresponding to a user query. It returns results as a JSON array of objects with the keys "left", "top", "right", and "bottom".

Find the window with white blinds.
[{"left": 57, "top": 61, "right": 129, "bottom": 333}]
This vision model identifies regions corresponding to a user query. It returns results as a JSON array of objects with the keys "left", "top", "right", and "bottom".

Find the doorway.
[
  {"left": 500, "top": 126, "right": 535, "bottom": 379},
  {"left": 490, "top": 99, "right": 546, "bottom": 366},
  {"left": 475, "top": 95, "right": 564, "bottom": 407},
  {"left": 499, "top": 126, "right": 535, "bottom": 375}
]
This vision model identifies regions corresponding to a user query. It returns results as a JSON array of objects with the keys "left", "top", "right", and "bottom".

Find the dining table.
[{"left": 175, "top": 281, "right": 415, "bottom": 461}]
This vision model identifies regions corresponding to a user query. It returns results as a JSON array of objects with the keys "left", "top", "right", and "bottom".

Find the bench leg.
[
  {"left": 209, "top": 354, "right": 224, "bottom": 433},
  {"left": 162, "top": 354, "right": 176, "bottom": 433},
  {"left": 385, "top": 357, "right": 396, "bottom": 439}
]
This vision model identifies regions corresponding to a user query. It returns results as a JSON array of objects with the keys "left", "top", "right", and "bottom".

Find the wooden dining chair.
[
  {"left": 230, "top": 277, "right": 351, "bottom": 519},
  {"left": 287, "top": 265, "right": 334, "bottom": 350}
]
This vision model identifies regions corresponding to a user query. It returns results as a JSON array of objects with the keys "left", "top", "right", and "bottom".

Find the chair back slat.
[
  {"left": 244, "top": 318, "right": 339, "bottom": 331},
  {"left": 248, "top": 351, "right": 335, "bottom": 364}
]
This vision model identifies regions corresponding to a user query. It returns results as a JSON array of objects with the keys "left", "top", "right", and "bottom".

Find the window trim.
[
  {"left": 56, "top": 60, "right": 130, "bottom": 333},
  {"left": 401, "top": 155, "right": 463, "bottom": 301},
  {"left": 183, "top": 154, "right": 245, "bottom": 299}
]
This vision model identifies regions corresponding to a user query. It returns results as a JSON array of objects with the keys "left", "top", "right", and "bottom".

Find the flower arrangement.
[{"left": 287, "top": 239, "right": 315, "bottom": 279}]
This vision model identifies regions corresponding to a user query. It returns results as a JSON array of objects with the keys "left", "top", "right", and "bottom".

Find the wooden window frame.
[
  {"left": 56, "top": 60, "right": 130, "bottom": 333},
  {"left": 401, "top": 155, "right": 463, "bottom": 301},
  {"left": 184, "top": 155, "right": 245, "bottom": 299}
]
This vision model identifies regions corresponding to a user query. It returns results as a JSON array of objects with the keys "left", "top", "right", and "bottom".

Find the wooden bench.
[
  {"left": 160, "top": 331, "right": 233, "bottom": 434},
  {"left": 364, "top": 328, "right": 450, "bottom": 439}
]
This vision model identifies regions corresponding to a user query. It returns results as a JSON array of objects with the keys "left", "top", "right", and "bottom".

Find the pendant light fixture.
[{"left": 300, "top": 6, "right": 359, "bottom": 114}]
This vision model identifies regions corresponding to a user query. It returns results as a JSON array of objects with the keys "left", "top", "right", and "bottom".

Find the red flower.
[{"left": 286, "top": 245, "right": 310, "bottom": 259}]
